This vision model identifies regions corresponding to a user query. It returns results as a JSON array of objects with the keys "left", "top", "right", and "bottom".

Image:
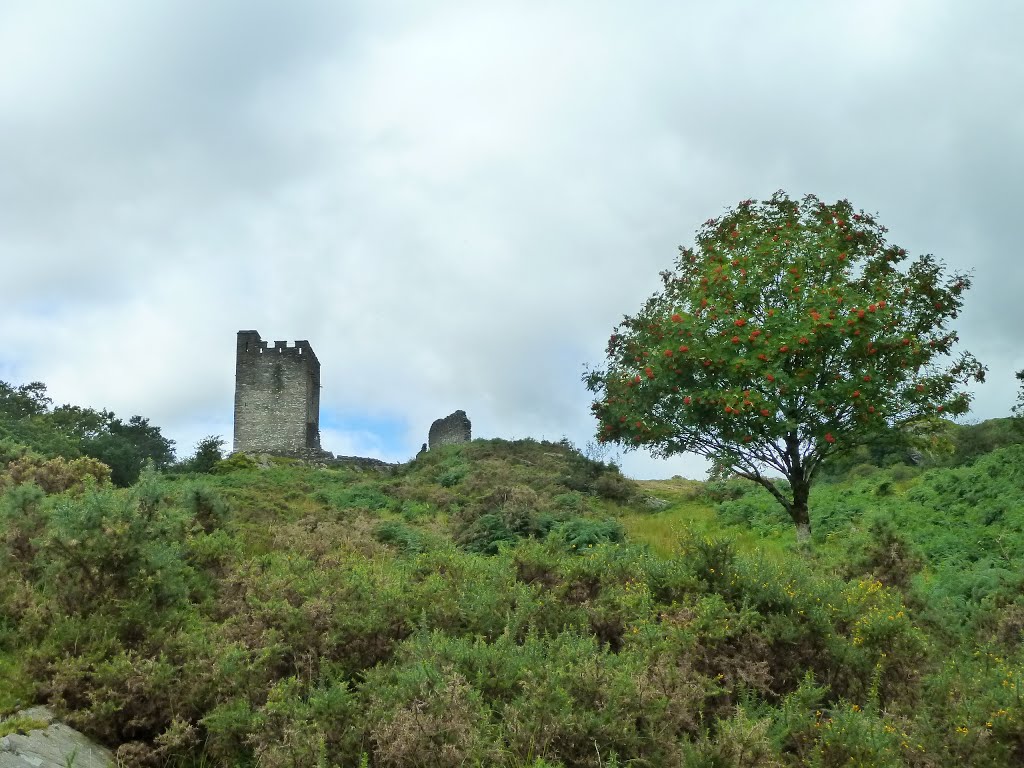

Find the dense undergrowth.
[{"left": 2, "top": 433, "right": 1024, "bottom": 766}]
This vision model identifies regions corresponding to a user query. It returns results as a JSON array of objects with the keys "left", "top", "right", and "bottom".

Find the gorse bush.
[
  {"left": 3, "top": 435, "right": 1024, "bottom": 766},
  {"left": 843, "top": 515, "right": 924, "bottom": 591},
  {"left": 1, "top": 452, "right": 111, "bottom": 494}
]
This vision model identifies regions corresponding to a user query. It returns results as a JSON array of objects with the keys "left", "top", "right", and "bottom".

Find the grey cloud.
[{"left": 1, "top": 1, "right": 1021, "bottom": 481}]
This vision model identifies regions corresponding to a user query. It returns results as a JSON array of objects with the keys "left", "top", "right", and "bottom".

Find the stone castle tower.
[{"left": 233, "top": 330, "right": 322, "bottom": 455}]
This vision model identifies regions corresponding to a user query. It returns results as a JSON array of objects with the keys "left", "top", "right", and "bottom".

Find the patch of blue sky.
[{"left": 320, "top": 409, "right": 411, "bottom": 460}]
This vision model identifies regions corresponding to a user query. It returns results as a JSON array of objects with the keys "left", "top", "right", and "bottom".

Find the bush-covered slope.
[{"left": 1, "top": 436, "right": 1023, "bottom": 766}]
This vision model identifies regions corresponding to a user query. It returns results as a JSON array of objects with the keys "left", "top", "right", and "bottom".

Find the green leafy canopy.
[{"left": 586, "top": 192, "right": 985, "bottom": 526}]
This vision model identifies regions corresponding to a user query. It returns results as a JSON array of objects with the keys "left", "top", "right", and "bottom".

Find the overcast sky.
[{"left": 1, "top": 1, "right": 1022, "bottom": 478}]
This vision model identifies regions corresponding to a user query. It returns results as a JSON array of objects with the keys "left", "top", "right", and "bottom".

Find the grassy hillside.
[{"left": 2, "top": 435, "right": 1024, "bottom": 766}]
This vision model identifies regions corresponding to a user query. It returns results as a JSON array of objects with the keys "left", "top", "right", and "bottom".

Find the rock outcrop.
[{"left": 0, "top": 707, "right": 114, "bottom": 768}]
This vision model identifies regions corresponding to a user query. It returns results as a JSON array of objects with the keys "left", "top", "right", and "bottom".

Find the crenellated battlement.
[{"left": 236, "top": 331, "right": 318, "bottom": 361}]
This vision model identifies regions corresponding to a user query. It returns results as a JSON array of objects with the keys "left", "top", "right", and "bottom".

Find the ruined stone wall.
[
  {"left": 428, "top": 410, "right": 471, "bottom": 449},
  {"left": 233, "top": 330, "right": 322, "bottom": 455}
]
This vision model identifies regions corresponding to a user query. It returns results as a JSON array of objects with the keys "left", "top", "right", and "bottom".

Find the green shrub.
[
  {"left": 844, "top": 516, "right": 924, "bottom": 591},
  {"left": 453, "top": 486, "right": 558, "bottom": 554},
  {"left": 179, "top": 482, "right": 229, "bottom": 533},
  {"left": 374, "top": 521, "right": 426, "bottom": 554},
  {"left": 888, "top": 463, "right": 919, "bottom": 482},
  {"left": 1, "top": 454, "right": 111, "bottom": 494},
  {"left": 914, "top": 647, "right": 1024, "bottom": 766},
  {"left": 680, "top": 707, "right": 783, "bottom": 767},
  {"left": 6, "top": 436, "right": 1024, "bottom": 764},
  {"left": 561, "top": 450, "right": 637, "bottom": 501},
  {"left": 456, "top": 513, "right": 519, "bottom": 554},
  {"left": 808, "top": 703, "right": 905, "bottom": 767},
  {"left": 847, "top": 462, "right": 880, "bottom": 480},
  {"left": 364, "top": 655, "right": 499, "bottom": 767},
  {"left": 178, "top": 435, "right": 225, "bottom": 474},
  {"left": 363, "top": 629, "right": 711, "bottom": 766},
  {"left": 0, "top": 483, "right": 48, "bottom": 575},
  {"left": 323, "top": 482, "right": 392, "bottom": 512},
  {"left": 438, "top": 466, "right": 467, "bottom": 487},
  {"left": 247, "top": 677, "right": 360, "bottom": 768},
  {"left": 702, "top": 477, "right": 755, "bottom": 503},
  {"left": 552, "top": 491, "right": 587, "bottom": 513},
  {"left": 212, "top": 452, "right": 258, "bottom": 474},
  {"left": 400, "top": 500, "right": 434, "bottom": 521},
  {"left": 28, "top": 476, "right": 200, "bottom": 615},
  {"left": 593, "top": 471, "right": 634, "bottom": 501},
  {"left": 552, "top": 518, "right": 624, "bottom": 552},
  {"left": 716, "top": 490, "right": 790, "bottom": 535}
]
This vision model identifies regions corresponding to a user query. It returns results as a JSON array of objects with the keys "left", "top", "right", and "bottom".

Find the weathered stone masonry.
[
  {"left": 428, "top": 410, "right": 472, "bottom": 449},
  {"left": 233, "top": 330, "right": 322, "bottom": 456}
]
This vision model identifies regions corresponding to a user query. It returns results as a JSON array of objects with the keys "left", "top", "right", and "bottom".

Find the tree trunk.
[
  {"left": 790, "top": 478, "right": 812, "bottom": 544},
  {"left": 795, "top": 520, "right": 811, "bottom": 544}
]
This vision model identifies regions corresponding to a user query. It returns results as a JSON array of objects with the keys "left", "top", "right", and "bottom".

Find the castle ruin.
[
  {"left": 428, "top": 410, "right": 472, "bottom": 449},
  {"left": 232, "top": 330, "right": 474, "bottom": 461},
  {"left": 233, "top": 330, "right": 322, "bottom": 456}
]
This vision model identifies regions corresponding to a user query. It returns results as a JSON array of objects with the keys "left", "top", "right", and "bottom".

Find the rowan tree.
[{"left": 586, "top": 192, "right": 985, "bottom": 541}]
